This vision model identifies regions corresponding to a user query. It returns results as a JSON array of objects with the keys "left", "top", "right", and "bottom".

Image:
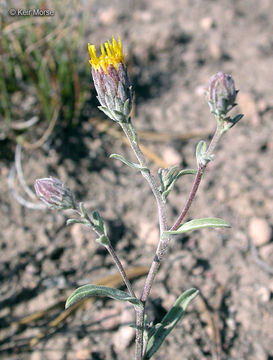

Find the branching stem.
[
  {"left": 120, "top": 118, "right": 223, "bottom": 360},
  {"left": 120, "top": 122, "right": 168, "bottom": 359},
  {"left": 171, "top": 120, "right": 223, "bottom": 231}
]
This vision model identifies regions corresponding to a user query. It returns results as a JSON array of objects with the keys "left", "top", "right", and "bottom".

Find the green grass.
[{"left": 0, "top": 0, "right": 90, "bottom": 146}]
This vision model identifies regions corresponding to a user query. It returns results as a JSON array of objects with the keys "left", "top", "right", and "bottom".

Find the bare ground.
[{"left": 1, "top": 0, "right": 273, "bottom": 359}]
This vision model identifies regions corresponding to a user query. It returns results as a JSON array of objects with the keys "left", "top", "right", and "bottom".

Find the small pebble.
[
  {"left": 248, "top": 217, "right": 271, "bottom": 247},
  {"left": 75, "top": 349, "right": 91, "bottom": 360},
  {"left": 162, "top": 147, "right": 182, "bottom": 166},
  {"left": 256, "top": 286, "right": 270, "bottom": 303},
  {"left": 98, "top": 7, "right": 118, "bottom": 25},
  {"left": 260, "top": 243, "right": 273, "bottom": 261},
  {"left": 226, "top": 318, "right": 236, "bottom": 331},
  {"left": 209, "top": 43, "right": 222, "bottom": 60},
  {"left": 200, "top": 17, "right": 214, "bottom": 30}
]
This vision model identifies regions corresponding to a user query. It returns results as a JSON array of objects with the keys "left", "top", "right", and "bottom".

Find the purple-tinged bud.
[
  {"left": 206, "top": 72, "right": 238, "bottom": 117},
  {"left": 34, "top": 177, "right": 75, "bottom": 210}
]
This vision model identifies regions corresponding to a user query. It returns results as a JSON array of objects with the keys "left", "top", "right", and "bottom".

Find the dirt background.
[{"left": 1, "top": 0, "right": 273, "bottom": 359}]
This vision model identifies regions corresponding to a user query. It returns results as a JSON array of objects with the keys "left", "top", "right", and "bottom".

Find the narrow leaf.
[
  {"left": 159, "top": 168, "right": 197, "bottom": 202},
  {"left": 222, "top": 114, "right": 244, "bottom": 132},
  {"left": 162, "top": 217, "right": 230, "bottom": 238},
  {"left": 110, "top": 154, "right": 149, "bottom": 172},
  {"left": 158, "top": 168, "right": 165, "bottom": 193},
  {"left": 163, "top": 166, "right": 178, "bottom": 186},
  {"left": 123, "top": 98, "right": 131, "bottom": 117},
  {"left": 175, "top": 169, "right": 197, "bottom": 179},
  {"left": 98, "top": 106, "right": 117, "bottom": 121},
  {"left": 112, "top": 110, "right": 126, "bottom": 122},
  {"left": 196, "top": 140, "right": 207, "bottom": 166},
  {"left": 66, "top": 218, "right": 88, "bottom": 226},
  {"left": 163, "top": 169, "right": 197, "bottom": 200},
  {"left": 96, "top": 235, "right": 110, "bottom": 246},
  {"left": 92, "top": 210, "right": 107, "bottom": 235},
  {"left": 65, "top": 284, "right": 142, "bottom": 309},
  {"left": 144, "top": 288, "right": 199, "bottom": 359}
]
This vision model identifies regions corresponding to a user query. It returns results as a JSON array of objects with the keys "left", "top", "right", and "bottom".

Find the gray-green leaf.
[
  {"left": 196, "top": 140, "right": 207, "bottom": 166},
  {"left": 96, "top": 235, "right": 110, "bottom": 246},
  {"left": 162, "top": 169, "right": 197, "bottom": 200},
  {"left": 110, "top": 154, "right": 149, "bottom": 172},
  {"left": 162, "top": 217, "right": 230, "bottom": 238},
  {"left": 92, "top": 210, "right": 107, "bottom": 235},
  {"left": 158, "top": 167, "right": 197, "bottom": 202},
  {"left": 66, "top": 218, "right": 89, "bottom": 226},
  {"left": 175, "top": 169, "right": 197, "bottom": 179},
  {"left": 144, "top": 288, "right": 199, "bottom": 359},
  {"left": 98, "top": 106, "right": 117, "bottom": 122},
  {"left": 65, "top": 284, "right": 143, "bottom": 309}
]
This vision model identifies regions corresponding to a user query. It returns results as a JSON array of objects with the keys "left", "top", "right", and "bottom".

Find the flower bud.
[
  {"left": 206, "top": 72, "right": 238, "bottom": 117},
  {"left": 88, "top": 37, "right": 133, "bottom": 122},
  {"left": 34, "top": 177, "right": 75, "bottom": 210}
]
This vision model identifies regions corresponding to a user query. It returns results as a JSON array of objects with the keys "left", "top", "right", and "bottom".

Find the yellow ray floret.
[{"left": 88, "top": 36, "right": 124, "bottom": 74}]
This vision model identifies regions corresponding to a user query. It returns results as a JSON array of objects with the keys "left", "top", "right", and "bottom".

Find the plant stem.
[
  {"left": 141, "top": 120, "right": 224, "bottom": 304},
  {"left": 80, "top": 205, "right": 136, "bottom": 297},
  {"left": 135, "top": 308, "right": 144, "bottom": 359},
  {"left": 171, "top": 165, "right": 204, "bottom": 231},
  {"left": 121, "top": 119, "right": 223, "bottom": 359},
  {"left": 207, "top": 119, "right": 223, "bottom": 156},
  {"left": 120, "top": 122, "right": 168, "bottom": 359},
  {"left": 171, "top": 120, "right": 223, "bottom": 231},
  {"left": 140, "top": 164, "right": 203, "bottom": 302},
  {"left": 106, "top": 243, "right": 136, "bottom": 297},
  {"left": 120, "top": 123, "right": 167, "bottom": 234}
]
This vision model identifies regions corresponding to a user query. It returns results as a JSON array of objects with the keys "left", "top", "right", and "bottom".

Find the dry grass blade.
[
  {"left": 8, "top": 166, "right": 46, "bottom": 209},
  {"left": 22, "top": 105, "right": 60, "bottom": 150},
  {"left": 15, "top": 144, "right": 36, "bottom": 200},
  {"left": 10, "top": 116, "right": 39, "bottom": 130}
]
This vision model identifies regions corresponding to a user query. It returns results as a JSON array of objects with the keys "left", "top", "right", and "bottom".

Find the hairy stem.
[
  {"left": 171, "top": 120, "right": 223, "bottom": 231},
  {"left": 121, "top": 119, "right": 223, "bottom": 359},
  {"left": 120, "top": 122, "right": 168, "bottom": 359},
  {"left": 106, "top": 243, "right": 136, "bottom": 297},
  {"left": 135, "top": 308, "right": 144, "bottom": 360},
  {"left": 80, "top": 205, "right": 136, "bottom": 297},
  {"left": 207, "top": 119, "right": 223, "bottom": 156},
  {"left": 171, "top": 165, "right": 204, "bottom": 231},
  {"left": 141, "top": 120, "right": 224, "bottom": 303},
  {"left": 120, "top": 123, "right": 167, "bottom": 234}
]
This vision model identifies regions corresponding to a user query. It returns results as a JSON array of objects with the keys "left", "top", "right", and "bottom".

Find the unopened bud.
[
  {"left": 34, "top": 177, "right": 76, "bottom": 210},
  {"left": 206, "top": 72, "right": 238, "bottom": 117}
]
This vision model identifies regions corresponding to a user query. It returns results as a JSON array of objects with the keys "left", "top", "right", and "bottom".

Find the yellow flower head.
[{"left": 88, "top": 36, "right": 125, "bottom": 74}]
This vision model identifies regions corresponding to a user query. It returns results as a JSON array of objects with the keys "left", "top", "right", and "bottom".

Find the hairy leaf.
[
  {"left": 65, "top": 284, "right": 142, "bottom": 309},
  {"left": 144, "top": 288, "right": 199, "bottom": 359},
  {"left": 110, "top": 154, "right": 149, "bottom": 172},
  {"left": 162, "top": 218, "right": 230, "bottom": 238},
  {"left": 196, "top": 140, "right": 207, "bottom": 166}
]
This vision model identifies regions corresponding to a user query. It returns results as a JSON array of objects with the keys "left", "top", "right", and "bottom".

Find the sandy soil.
[{"left": 1, "top": 0, "right": 273, "bottom": 359}]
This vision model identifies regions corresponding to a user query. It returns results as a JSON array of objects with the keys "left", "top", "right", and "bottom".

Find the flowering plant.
[{"left": 35, "top": 37, "right": 243, "bottom": 359}]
